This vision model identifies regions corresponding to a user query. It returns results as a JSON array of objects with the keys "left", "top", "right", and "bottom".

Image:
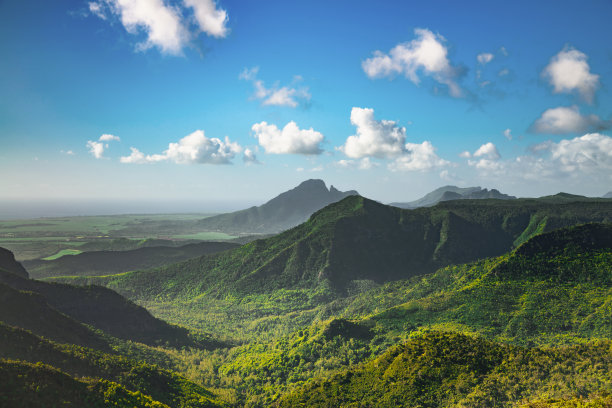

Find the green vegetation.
[
  {"left": 0, "top": 213, "right": 220, "bottom": 260},
  {"left": 42, "top": 248, "right": 83, "bottom": 260},
  {"left": 27, "top": 241, "right": 239, "bottom": 279},
  {"left": 278, "top": 331, "right": 611, "bottom": 407},
  {"left": 1, "top": 195, "right": 611, "bottom": 407}
]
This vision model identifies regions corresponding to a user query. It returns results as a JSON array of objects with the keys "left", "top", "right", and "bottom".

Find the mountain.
[
  {"left": 0, "top": 324, "right": 225, "bottom": 408},
  {"left": 0, "top": 247, "right": 28, "bottom": 278},
  {"left": 24, "top": 241, "right": 240, "bottom": 279},
  {"left": 0, "top": 250, "right": 220, "bottom": 349},
  {"left": 603, "top": 191, "right": 612, "bottom": 198},
  {"left": 67, "top": 195, "right": 612, "bottom": 303},
  {"left": 390, "top": 185, "right": 516, "bottom": 208},
  {"left": 278, "top": 332, "right": 611, "bottom": 408},
  {"left": 195, "top": 179, "right": 359, "bottom": 234},
  {"left": 216, "top": 223, "right": 611, "bottom": 404}
]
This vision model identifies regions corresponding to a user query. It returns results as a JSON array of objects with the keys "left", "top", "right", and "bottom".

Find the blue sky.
[{"left": 1, "top": 0, "right": 611, "bottom": 213}]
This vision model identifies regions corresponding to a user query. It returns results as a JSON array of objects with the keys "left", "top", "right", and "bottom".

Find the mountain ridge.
[
  {"left": 390, "top": 185, "right": 516, "bottom": 209},
  {"left": 195, "top": 179, "right": 359, "bottom": 234}
]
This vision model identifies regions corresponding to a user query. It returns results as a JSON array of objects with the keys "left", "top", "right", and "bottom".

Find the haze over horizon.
[{"left": 2, "top": 0, "right": 611, "bottom": 211}]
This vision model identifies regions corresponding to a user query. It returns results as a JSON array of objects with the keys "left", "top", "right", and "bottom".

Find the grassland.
[{"left": 0, "top": 213, "right": 230, "bottom": 260}]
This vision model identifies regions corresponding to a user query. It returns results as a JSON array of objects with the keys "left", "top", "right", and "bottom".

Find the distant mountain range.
[
  {"left": 196, "top": 179, "right": 359, "bottom": 234},
  {"left": 389, "top": 185, "right": 516, "bottom": 209},
  {"left": 76, "top": 194, "right": 612, "bottom": 300},
  {"left": 603, "top": 191, "right": 612, "bottom": 198}
]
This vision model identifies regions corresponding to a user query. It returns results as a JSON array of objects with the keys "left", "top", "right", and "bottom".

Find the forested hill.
[
  {"left": 69, "top": 194, "right": 612, "bottom": 302},
  {"left": 195, "top": 179, "right": 359, "bottom": 234}
]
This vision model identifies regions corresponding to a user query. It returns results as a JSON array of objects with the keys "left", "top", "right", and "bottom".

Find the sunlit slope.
[
  {"left": 278, "top": 331, "right": 611, "bottom": 408},
  {"left": 0, "top": 324, "right": 224, "bottom": 408},
  {"left": 72, "top": 195, "right": 612, "bottom": 302}
]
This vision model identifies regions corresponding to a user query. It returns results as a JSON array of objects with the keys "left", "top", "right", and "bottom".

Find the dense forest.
[{"left": 1, "top": 195, "right": 611, "bottom": 407}]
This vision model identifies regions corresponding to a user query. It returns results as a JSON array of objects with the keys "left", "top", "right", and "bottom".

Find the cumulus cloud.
[
  {"left": 252, "top": 121, "right": 324, "bottom": 155},
  {"left": 99, "top": 134, "right": 120, "bottom": 142},
  {"left": 341, "top": 107, "right": 406, "bottom": 159},
  {"left": 240, "top": 67, "right": 310, "bottom": 108},
  {"left": 465, "top": 133, "right": 612, "bottom": 181},
  {"left": 530, "top": 106, "right": 610, "bottom": 134},
  {"left": 362, "top": 28, "right": 463, "bottom": 97},
  {"left": 542, "top": 47, "right": 600, "bottom": 103},
  {"left": 477, "top": 53, "right": 494, "bottom": 65},
  {"left": 183, "top": 0, "right": 228, "bottom": 38},
  {"left": 503, "top": 129, "right": 512, "bottom": 141},
  {"left": 87, "top": 133, "right": 120, "bottom": 159},
  {"left": 473, "top": 142, "right": 500, "bottom": 159},
  {"left": 389, "top": 141, "right": 449, "bottom": 171},
  {"left": 339, "top": 107, "right": 448, "bottom": 172},
  {"left": 335, "top": 157, "right": 376, "bottom": 170},
  {"left": 87, "top": 141, "right": 105, "bottom": 159},
  {"left": 539, "top": 133, "right": 612, "bottom": 173},
  {"left": 243, "top": 148, "right": 261, "bottom": 165},
  {"left": 120, "top": 130, "right": 241, "bottom": 164},
  {"left": 89, "top": 0, "right": 228, "bottom": 55},
  {"left": 463, "top": 142, "right": 502, "bottom": 171}
]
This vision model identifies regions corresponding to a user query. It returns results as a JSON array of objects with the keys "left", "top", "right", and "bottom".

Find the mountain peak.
[
  {"left": 294, "top": 179, "right": 329, "bottom": 192},
  {"left": 198, "top": 179, "right": 360, "bottom": 234}
]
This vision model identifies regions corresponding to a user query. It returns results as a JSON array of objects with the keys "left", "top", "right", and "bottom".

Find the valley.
[{"left": 0, "top": 182, "right": 610, "bottom": 407}]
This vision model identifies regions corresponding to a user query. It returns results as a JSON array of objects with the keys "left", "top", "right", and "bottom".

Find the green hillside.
[
  {"left": 179, "top": 223, "right": 611, "bottom": 404},
  {"left": 0, "top": 359, "right": 169, "bottom": 408},
  {"left": 0, "top": 264, "right": 222, "bottom": 349},
  {"left": 278, "top": 331, "right": 611, "bottom": 407},
  {"left": 0, "top": 282, "right": 110, "bottom": 350},
  {"left": 0, "top": 324, "right": 224, "bottom": 408},
  {"left": 65, "top": 195, "right": 612, "bottom": 303}
]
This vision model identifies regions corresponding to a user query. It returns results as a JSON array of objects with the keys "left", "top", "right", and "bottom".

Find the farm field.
[{"left": 0, "top": 213, "right": 227, "bottom": 260}]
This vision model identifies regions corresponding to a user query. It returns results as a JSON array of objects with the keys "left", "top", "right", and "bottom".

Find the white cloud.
[
  {"left": 459, "top": 151, "right": 471, "bottom": 158},
  {"left": 239, "top": 66, "right": 259, "bottom": 81},
  {"left": 61, "top": 150, "right": 75, "bottom": 155},
  {"left": 542, "top": 47, "right": 600, "bottom": 103},
  {"left": 89, "top": 2, "right": 106, "bottom": 19},
  {"left": 339, "top": 107, "right": 448, "bottom": 172},
  {"left": 530, "top": 105, "right": 609, "bottom": 134},
  {"left": 90, "top": 0, "right": 228, "bottom": 55},
  {"left": 103, "top": 0, "right": 190, "bottom": 55},
  {"left": 99, "top": 134, "right": 120, "bottom": 142},
  {"left": 252, "top": 121, "right": 324, "bottom": 155},
  {"left": 543, "top": 133, "right": 612, "bottom": 173},
  {"left": 503, "top": 129, "right": 512, "bottom": 140},
  {"left": 477, "top": 53, "right": 494, "bottom": 65},
  {"left": 335, "top": 157, "right": 376, "bottom": 170},
  {"left": 87, "top": 133, "right": 120, "bottom": 159},
  {"left": 362, "top": 28, "right": 462, "bottom": 97},
  {"left": 464, "top": 142, "right": 501, "bottom": 171},
  {"left": 243, "top": 148, "right": 261, "bottom": 165},
  {"left": 474, "top": 142, "right": 500, "bottom": 160},
  {"left": 498, "top": 68, "right": 509, "bottom": 77},
  {"left": 120, "top": 130, "right": 241, "bottom": 164},
  {"left": 183, "top": 0, "right": 228, "bottom": 38},
  {"left": 240, "top": 67, "right": 310, "bottom": 108},
  {"left": 87, "top": 141, "right": 105, "bottom": 159},
  {"left": 465, "top": 134, "right": 612, "bottom": 181},
  {"left": 389, "top": 141, "right": 449, "bottom": 171},
  {"left": 341, "top": 107, "right": 406, "bottom": 159}
]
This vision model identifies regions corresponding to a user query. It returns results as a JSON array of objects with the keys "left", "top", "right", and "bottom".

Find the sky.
[{"left": 1, "top": 0, "right": 611, "bottom": 215}]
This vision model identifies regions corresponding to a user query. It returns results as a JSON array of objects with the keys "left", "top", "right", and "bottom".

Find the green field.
[
  {"left": 0, "top": 213, "right": 232, "bottom": 260},
  {"left": 42, "top": 249, "right": 83, "bottom": 260}
]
